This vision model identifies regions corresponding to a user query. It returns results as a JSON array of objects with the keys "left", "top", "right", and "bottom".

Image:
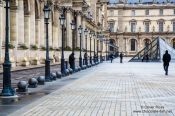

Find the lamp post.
[
  {"left": 93, "top": 33, "right": 96, "bottom": 63},
  {"left": 106, "top": 40, "right": 108, "bottom": 61},
  {"left": 43, "top": 3, "right": 51, "bottom": 81},
  {"left": 1, "top": 0, "right": 15, "bottom": 96},
  {"left": 70, "top": 20, "right": 76, "bottom": 70},
  {"left": 78, "top": 25, "right": 83, "bottom": 68},
  {"left": 89, "top": 31, "right": 93, "bottom": 64},
  {"left": 59, "top": 11, "right": 66, "bottom": 75},
  {"left": 100, "top": 38, "right": 103, "bottom": 62},
  {"left": 97, "top": 38, "right": 99, "bottom": 63},
  {"left": 84, "top": 28, "right": 88, "bottom": 66}
]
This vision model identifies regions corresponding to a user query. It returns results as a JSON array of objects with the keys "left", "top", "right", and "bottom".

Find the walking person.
[
  {"left": 109, "top": 53, "right": 113, "bottom": 63},
  {"left": 120, "top": 52, "right": 123, "bottom": 63},
  {"left": 69, "top": 53, "right": 75, "bottom": 70},
  {"left": 163, "top": 50, "right": 171, "bottom": 75},
  {"left": 84, "top": 52, "right": 88, "bottom": 65}
]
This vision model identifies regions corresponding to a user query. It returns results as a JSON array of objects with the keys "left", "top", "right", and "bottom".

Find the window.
[
  {"left": 131, "top": 39, "right": 136, "bottom": 51},
  {"left": 131, "top": 10, "right": 135, "bottom": 16},
  {"left": 173, "top": 22, "right": 175, "bottom": 32},
  {"left": 109, "top": 10, "right": 114, "bottom": 16},
  {"left": 145, "top": 22, "right": 149, "bottom": 32},
  {"left": 160, "top": 9, "right": 163, "bottom": 15},
  {"left": 145, "top": 9, "right": 149, "bottom": 15},
  {"left": 159, "top": 22, "right": 164, "bottom": 32},
  {"left": 109, "top": 22, "right": 114, "bottom": 32},
  {"left": 173, "top": 39, "right": 175, "bottom": 49},
  {"left": 131, "top": 22, "right": 136, "bottom": 32}
]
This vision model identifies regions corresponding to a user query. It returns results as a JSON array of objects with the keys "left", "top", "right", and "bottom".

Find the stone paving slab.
[{"left": 9, "top": 58, "right": 175, "bottom": 116}]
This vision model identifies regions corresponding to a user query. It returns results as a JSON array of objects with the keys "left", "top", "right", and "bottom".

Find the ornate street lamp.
[
  {"left": 84, "top": 28, "right": 88, "bottom": 66},
  {"left": 89, "top": 31, "right": 93, "bottom": 64},
  {"left": 93, "top": 33, "right": 96, "bottom": 63},
  {"left": 78, "top": 25, "right": 83, "bottom": 68},
  {"left": 100, "top": 38, "right": 103, "bottom": 62},
  {"left": 106, "top": 39, "right": 109, "bottom": 61},
  {"left": 97, "top": 37, "right": 99, "bottom": 63},
  {"left": 1, "top": 0, "right": 15, "bottom": 96},
  {"left": 43, "top": 3, "right": 51, "bottom": 82},
  {"left": 59, "top": 11, "right": 66, "bottom": 75},
  {"left": 70, "top": 20, "right": 76, "bottom": 70}
]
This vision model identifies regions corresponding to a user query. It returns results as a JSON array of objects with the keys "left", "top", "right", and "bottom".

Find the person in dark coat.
[
  {"left": 109, "top": 53, "right": 113, "bottom": 63},
  {"left": 120, "top": 52, "right": 123, "bottom": 63},
  {"left": 69, "top": 53, "right": 75, "bottom": 70},
  {"left": 84, "top": 53, "right": 88, "bottom": 65},
  {"left": 146, "top": 54, "right": 149, "bottom": 62},
  {"left": 163, "top": 50, "right": 171, "bottom": 75}
]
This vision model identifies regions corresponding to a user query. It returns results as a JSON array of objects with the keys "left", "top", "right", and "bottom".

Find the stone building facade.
[
  {"left": 0, "top": 0, "right": 110, "bottom": 67},
  {"left": 107, "top": 1, "right": 175, "bottom": 56}
]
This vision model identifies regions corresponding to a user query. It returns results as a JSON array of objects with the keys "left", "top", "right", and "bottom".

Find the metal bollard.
[
  {"left": 28, "top": 78, "right": 38, "bottom": 88},
  {"left": 17, "top": 81, "right": 28, "bottom": 92},
  {"left": 37, "top": 76, "right": 45, "bottom": 85}
]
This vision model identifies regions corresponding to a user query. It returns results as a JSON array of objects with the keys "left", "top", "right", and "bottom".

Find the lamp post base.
[
  {"left": 61, "top": 58, "right": 65, "bottom": 76},
  {"left": 79, "top": 57, "right": 82, "bottom": 68},
  {"left": 1, "top": 87, "right": 15, "bottom": 96},
  {"left": 45, "top": 60, "right": 51, "bottom": 82}
]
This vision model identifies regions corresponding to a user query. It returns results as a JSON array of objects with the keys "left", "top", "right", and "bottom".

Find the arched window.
[
  {"left": 131, "top": 39, "right": 136, "bottom": 51},
  {"left": 109, "top": 39, "right": 115, "bottom": 51}
]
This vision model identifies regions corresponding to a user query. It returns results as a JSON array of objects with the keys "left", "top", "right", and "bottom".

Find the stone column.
[
  {"left": 30, "top": 0, "right": 35, "bottom": 45},
  {"left": 24, "top": 15, "right": 30, "bottom": 47},
  {"left": 82, "top": 16, "right": 86, "bottom": 49},
  {"left": 76, "top": 13, "right": 81, "bottom": 47},
  {"left": 66, "top": 9, "right": 72, "bottom": 48},
  {"left": 48, "top": 20, "right": 53, "bottom": 47},
  {"left": 52, "top": 11, "right": 59, "bottom": 48},
  {"left": 58, "top": 11, "right": 62, "bottom": 48},
  {"left": 18, "top": 0, "right": 24, "bottom": 44},
  {"left": 35, "top": 19, "right": 41, "bottom": 47},
  {"left": 10, "top": 6, "right": 18, "bottom": 45},
  {"left": 40, "top": 17, "right": 45, "bottom": 47}
]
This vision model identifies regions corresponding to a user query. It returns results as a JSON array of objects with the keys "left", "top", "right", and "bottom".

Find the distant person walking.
[
  {"left": 69, "top": 53, "right": 75, "bottom": 70},
  {"left": 163, "top": 50, "right": 171, "bottom": 75},
  {"left": 109, "top": 54, "right": 113, "bottom": 63},
  {"left": 120, "top": 52, "right": 123, "bottom": 63}
]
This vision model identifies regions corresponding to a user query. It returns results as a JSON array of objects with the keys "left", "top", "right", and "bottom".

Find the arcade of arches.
[{"left": 0, "top": 0, "right": 110, "bottom": 67}]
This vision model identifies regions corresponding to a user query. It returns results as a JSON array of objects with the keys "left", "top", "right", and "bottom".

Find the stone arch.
[
  {"left": 109, "top": 39, "right": 116, "bottom": 52},
  {"left": 24, "top": 0, "right": 30, "bottom": 15},
  {"left": 170, "top": 38, "right": 175, "bottom": 49},
  {"left": 35, "top": 0, "right": 40, "bottom": 19}
]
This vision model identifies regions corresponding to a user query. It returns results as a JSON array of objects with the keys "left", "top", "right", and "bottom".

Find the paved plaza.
[{"left": 9, "top": 58, "right": 175, "bottom": 116}]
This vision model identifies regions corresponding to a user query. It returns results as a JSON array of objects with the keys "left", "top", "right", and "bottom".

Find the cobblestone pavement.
[{"left": 9, "top": 58, "right": 175, "bottom": 116}]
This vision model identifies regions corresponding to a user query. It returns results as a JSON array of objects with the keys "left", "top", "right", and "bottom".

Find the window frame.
[
  {"left": 109, "top": 10, "right": 114, "bottom": 16},
  {"left": 131, "top": 22, "right": 136, "bottom": 32},
  {"left": 145, "top": 9, "right": 149, "bottom": 16},
  {"left": 131, "top": 39, "right": 136, "bottom": 51},
  {"left": 145, "top": 22, "right": 150, "bottom": 33},
  {"left": 159, "top": 21, "right": 164, "bottom": 32},
  {"left": 109, "top": 22, "right": 114, "bottom": 32},
  {"left": 159, "top": 9, "right": 163, "bottom": 15},
  {"left": 131, "top": 10, "right": 135, "bottom": 16}
]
